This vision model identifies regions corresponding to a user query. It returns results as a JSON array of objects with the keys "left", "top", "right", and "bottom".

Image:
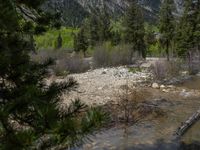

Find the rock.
[
  {"left": 101, "top": 69, "right": 108, "bottom": 74},
  {"left": 162, "top": 89, "right": 169, "bottom": 93},
  {"left": 167, "top": 85, "right": 175, "bottom": 88},
  {"left": 140, "top": 62, "right": 152, "bottom": 68},
  {"left": 101, "top": 71, "right": 106, "bottom": 74},
  {"left": 181, "top": 71, "right": 189, "bottom": 76},
  {"left": 160, "top": 85, "right": 165, "bottom": 88},
  {"left": 98, "top": 87, "right": 103, "bottom": 90},
  {"left": 180, "top": 89, "right": 192, "bottom": 98},
  {"left": 197, "top": 72, "right": 200, "bottom": 76},
  {"left": 152, "top": 83, "right": 159, "bottom": 89}
]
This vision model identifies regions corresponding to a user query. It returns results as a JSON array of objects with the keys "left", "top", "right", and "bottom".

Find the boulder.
[{"left": 152, "top": 83, "right": 159, "bottom": 89}]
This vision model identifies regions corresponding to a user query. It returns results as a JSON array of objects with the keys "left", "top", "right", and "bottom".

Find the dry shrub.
[
  {"left": 31, "top": 49, "right": 90, "bottom": 75},
  {"left": 187, "top": 49, "right": 200, "bottom": 75},
  {"left": 93, "top": 45, "right": 132, "bottom": 68},
  {"left": 115, "top": 85, "right": 154, "bottom": 124},
  {"left": 63, "top": 55, "right": 90, "bottom": 74},
  {"left": 151, "top": 60, "right": 182, "bottom": 80},
  {"left": 103, "top": 86, "right": 164, "bottom": 126}
]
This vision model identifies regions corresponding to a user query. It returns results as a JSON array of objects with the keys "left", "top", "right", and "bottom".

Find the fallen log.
[{"left": 175, "top": 109, "right": 200, "bottom": 137}]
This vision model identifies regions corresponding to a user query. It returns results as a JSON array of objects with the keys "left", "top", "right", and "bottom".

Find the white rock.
[
  {"left": 140, "top": 62, "right": 152, "bottom": 68},
  {"left": 160, "top": 85, "right": 165, "bottom": 88},
  {"left": 167, "top": 85, "right": 175, "bottom": 88},
  {"left": 98, "top": 87, "right": 103, "bottom": 90},
  {"left": 181, "top": 71, "right": 189, "bottom": 76},
  {"left": 162, "top": 89, "right": 169, "bottom": 93},
  {"left": 152, "top": 83, "right": 159, "bottom": 89}
]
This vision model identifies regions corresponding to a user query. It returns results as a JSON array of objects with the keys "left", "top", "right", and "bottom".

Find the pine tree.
[
  {"left": 74, "top": 28, "right": 89, "bottom": 56},
  {"left": 176, "top": 0, "right": 200, "bottom": 57},
  {"left": 88, "top": 14, "right": 100, "bottom": 47},
  {"left": 55, "top": 33, "right": 63, "bottom": 49},
  {"left": 98, "top": 8, "right": 112, "bottom": 42},
  {"left": 0, "top": 0, "right": 106, "bottom": 149},
  {"left": 124, "top": 1, "right": 146, "bottom": 59},
  {"left": 158, "top": 0, "right": 175, "bottom": 61},
  {"left": 194, "top": 0, "right": 200, "bottom": 50}
]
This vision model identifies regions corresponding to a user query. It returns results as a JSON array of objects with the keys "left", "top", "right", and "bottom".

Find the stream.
[{"left": 76, "top": 76, "right": 200, "bottom": 150}]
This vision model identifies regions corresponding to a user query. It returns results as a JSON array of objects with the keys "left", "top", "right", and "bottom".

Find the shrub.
[
  {"left": 31, "top": 49, "right": 90, "bottom": 75},
  {"left": 115, "top": 85, "right": 161, "bottom": 124},
  {"left": 151, "top": 59, "right": 182, "bottom": 80},
  {"left": 187, "top": 49, "right": 200, "bottom": 75},
  {"left": 64, "top": 55, "right": 90, "bottom": 74},
  {"left": 93, "top": 44, "right": 133, "bottom": 68},
  {"left": 151, "top": 60, "right": 167, "bottom": 80}
]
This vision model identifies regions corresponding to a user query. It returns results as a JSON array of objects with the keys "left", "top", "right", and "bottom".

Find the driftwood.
[{"left": 175, "top": 109, "right": 200, "bottom": 137}]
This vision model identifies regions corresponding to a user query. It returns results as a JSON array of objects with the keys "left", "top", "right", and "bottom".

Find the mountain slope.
[{"left": 43, "top": 0, "right": 184, "bottom": 27}]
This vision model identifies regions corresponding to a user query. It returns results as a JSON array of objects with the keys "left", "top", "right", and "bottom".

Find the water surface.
[{"left": 77, "top": 77, "right": 200, "bottom": 150}]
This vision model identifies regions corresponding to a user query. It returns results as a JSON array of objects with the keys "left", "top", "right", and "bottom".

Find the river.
[{"left": 75, "top": 76, "right": 200, "bottom": 150}]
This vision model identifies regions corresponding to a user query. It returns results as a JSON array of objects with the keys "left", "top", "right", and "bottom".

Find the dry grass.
[
  {"left": 151, "top": 60, "right": 182, "bottom": 80},
  {"left": 31, "top": 49, "right": 90, "bottom": 75},
  {"left": 93, "top": 45, "right": 133, "bottom": 68}
]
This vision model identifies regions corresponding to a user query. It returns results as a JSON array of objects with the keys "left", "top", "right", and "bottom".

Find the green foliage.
[
  {"left": 55, "top": 33, "right": 63, "bottom": 49},
  {"left": 144, "top": 23, "right": 160, "bottom": 56},
  {"left": 128, "top": 67, "right": 142, "bottom": 73},
  {"left": 0, "top": 0, "right": 107, "bottom": 149},
  {"left": 74, "top": 28, "right": 89, "bottom": 56},
  {"left": 110, "top": 19, "right": 124, "bottom": 45},
  {"left": 35, "top": 27, "right": 77, "bottom": 49},
  {"left": 158, "top": 0, "right": 175, "bottom": 60},
  {"left": 83, "top": 9, "right": 112, "bottom": 47},
  {"left": 82, "top": 107, "right": 108, "bottom": 132},
  {"left": 86, "top": 14, "right": 101, "bottom": 46},
  {"left": 147, "top": 43, "right": 161, "bottom": 57},
  {"left": 124, "top": 2, "right": 146, "bottom": 58},
  {"left": 98, "top": 9, "right": 112, "bottom": 42},
  {"left": 176, "top": 0, "right": 200, "bottom": 57}
]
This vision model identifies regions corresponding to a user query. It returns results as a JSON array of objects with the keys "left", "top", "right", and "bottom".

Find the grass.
[
  {"left": 34, "top": 27, "right": 78, "bottom": 49},
  {"left": 128, "top": 67, "right": 142, "bottom": 73}
]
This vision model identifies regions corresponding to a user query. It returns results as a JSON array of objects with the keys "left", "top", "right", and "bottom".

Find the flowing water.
[{"left": 76, "top": 76, "right": 200, "bottom": 150}]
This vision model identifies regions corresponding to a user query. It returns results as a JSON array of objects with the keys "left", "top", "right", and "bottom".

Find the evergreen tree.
[
  {"left": 55, "top": 33, "right": 63, "bottom": 49},
  {"left": 88, "top": 14, "right": 100, "bottom": 47},
  {"left": 110, "top": 20, "right": 123, "bottom": 46},
  {"left": 176, "top": 0, "right": 200, "bottom": 57},
  {"left": 98, "top": 8, "right": 112, "bottom": 42},
  {"left": 86, "top": 9, "right": 112, "bottom": 47},
  {"left": 124, "top": 1, "right": 146, "bottom": 59},
  {"left": 74, "top": 28, "right": 89, "bottom": 56},
  {"left": 0, "top": 0, "right": 106, "bottom": 149},
  {"left": 158, "top": 0, "right": 175, "bottom": 60}
]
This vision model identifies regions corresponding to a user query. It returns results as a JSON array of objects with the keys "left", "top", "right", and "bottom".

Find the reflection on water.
[{"left": 75, "top": 77, "right": 200, "bottom": 150}]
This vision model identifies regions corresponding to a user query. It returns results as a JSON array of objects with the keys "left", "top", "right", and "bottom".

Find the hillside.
[{"left": 43, "top": 0, "right": 184, "bottom": 26}]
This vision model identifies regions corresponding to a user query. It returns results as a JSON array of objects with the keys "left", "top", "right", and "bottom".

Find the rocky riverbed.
[
  {"left": 60, "top": 66, "right": 153, "bottom": 105},
  {"left": 48, "top": 65, "right": 200, "bottom": 106}
]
